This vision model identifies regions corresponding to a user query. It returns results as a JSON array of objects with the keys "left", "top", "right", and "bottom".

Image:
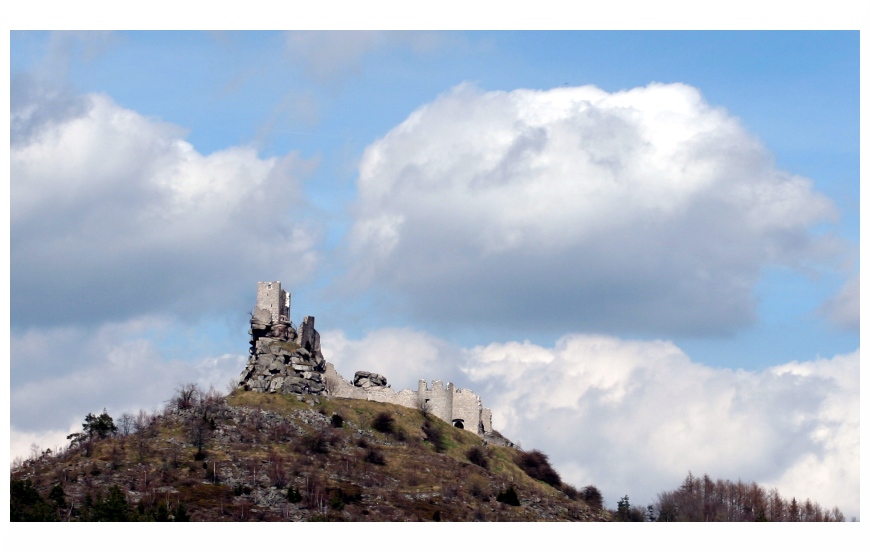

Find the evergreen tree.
[{"left": 10, "top": 479, "right": 58, "bottom": 521}]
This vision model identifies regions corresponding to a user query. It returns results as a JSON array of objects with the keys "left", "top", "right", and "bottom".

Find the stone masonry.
[
  {"left": 239, "top": 282, "right": 494, "bottom": 437},
  {"left": 323, "top": 366, "right": 493, "bottom": 436},
  {"left": 238, "top": 282, "right": 326, "bottom": 395}
]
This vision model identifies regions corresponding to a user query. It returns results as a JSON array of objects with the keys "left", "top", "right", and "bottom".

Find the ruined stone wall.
[
  {"left": 481, "top": 408, "right": 493, "bottom": 434},
  {"left": 452, "top": 388, "right": 483, "bottom": 433},
  {"left": 323, "top": 364, "right": 418, "bottom": 409},
  {"left": 296, "top": 316, "right": 318, "bottom": 353},
  {"left": 324, "top": 364, "right": 493, "bottom": 436}
]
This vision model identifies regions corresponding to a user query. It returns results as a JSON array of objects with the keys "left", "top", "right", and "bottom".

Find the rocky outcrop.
[
  {"left": 239, "top": 283, "right": 493, "bottom": 441},
  {"left": 238, "top": 311, "right": 327, "bottom": 395}
]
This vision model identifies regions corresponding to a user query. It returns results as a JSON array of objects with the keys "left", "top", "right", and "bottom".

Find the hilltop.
[{"left": 11, "top": 386, "right": 608, "bottom": 522}]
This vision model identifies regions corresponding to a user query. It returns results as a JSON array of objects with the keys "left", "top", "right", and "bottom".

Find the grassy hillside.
[{"left": 11, "top": 388, "right": 609, "bottom": 522}]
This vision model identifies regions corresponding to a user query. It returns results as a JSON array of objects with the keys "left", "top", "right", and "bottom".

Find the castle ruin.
[
  {"left": 238, "top": 282, "right": 326, "bottom": 395},
  {"left": 238, "top": 281, "right": 493, "bottom": 437},
  {"left": 324, "top": 366, "right": 493, "bottom": 435}
]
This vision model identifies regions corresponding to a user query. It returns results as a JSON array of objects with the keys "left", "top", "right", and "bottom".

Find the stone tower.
[{"left": 256, "top": 281, "right": 290, "bottom": 324}]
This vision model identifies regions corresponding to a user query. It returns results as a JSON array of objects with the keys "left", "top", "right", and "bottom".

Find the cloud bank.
[
  {"left": 348, "top": 83, "right": 839, "bottom": 336},
  {"left": 326, "top": 329, "right": 859, "bottom": 518},
  {"left": 11, "top": 79, "right": 320, "bottom": 329},
  {"left": 10, "top": 319, "right": 246, "bottom": 434}
]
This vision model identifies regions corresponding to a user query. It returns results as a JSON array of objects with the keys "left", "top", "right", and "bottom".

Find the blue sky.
[{"left": 8, "top": 29, "right": 861, "bottom": 518}]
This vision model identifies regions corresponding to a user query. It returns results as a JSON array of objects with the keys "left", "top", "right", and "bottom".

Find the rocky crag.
[
  {"left": 238, "top": 282, "right": 498, "bottom": 442},
  {"left": 237, "top": 301, "right": 327, "bottom": 395}
]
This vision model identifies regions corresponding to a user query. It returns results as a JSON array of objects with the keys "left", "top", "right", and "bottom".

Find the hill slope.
[{"left": 11, "top": 389, "right": 608, "bottom": 522}]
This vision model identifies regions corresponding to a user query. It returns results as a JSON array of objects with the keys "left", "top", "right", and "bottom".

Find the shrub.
[
  {"left": 329, "top": 494, "right": 345, "bottom": 511},
  {"left": 418, "top": 399, "right": 432, "bottom": 418},
  {"left": 562, "top": 483, "right": 579, "bottom": 500},
  {"left": 300, "top": 431, "right": 329, "bottom": 454},
  {"left": 421, "top": 421, "right": 445, "bottom": 453},
  {"left": 364, "top": 449, "right": 386, "bottom": 465},
  {"left": 581, "top": 485, "right": 603, "bottom": 510},
  {"left": 287, "top": 486, "right": 302, "bottom": 503},
  {"left": 371, "top": 412, "right": 395, "bottom": 434},
  {"left": 90, "top": 485, "right": 131, "bottom": 521},
  {"left": 469, "top": 476, "right": 488, "bottom": 498},
  {"left": 466, "top": 446, "right": 489, "bottom": 469},
  {"left": 330, "top": 414, "right": 344, "bottom": 428},
  {"left": 515, "top": 449, "right": 562, "bottom": 488},
  {"left": 496, "top": 486, "right": 521, "bottom": 506},
  {"left": 329, "top": 486, "right": 362, "bottom": 509}
]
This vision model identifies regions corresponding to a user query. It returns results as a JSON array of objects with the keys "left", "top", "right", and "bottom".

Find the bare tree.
[
  {"left": 268, "top": 448, "right": 288, "bottom": 488},
  {"left": 187, "top": 413, "right": 214, "bottom": 459},
  {"left": 174, "top": 382, "right": 200, "bottom": 411},
  {"left": 118, "top": 412, "right": 135, "bottom": 436},
  {"left": 650, "top": 472, "right": 845, "bottom": 522},
  {"left": 133, "top": 409, "right": 154, "bottom": 462},
  {"left": 199, "top": 384, "right": 224, "bottom": 416}
]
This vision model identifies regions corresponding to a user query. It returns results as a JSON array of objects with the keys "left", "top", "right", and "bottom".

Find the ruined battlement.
[
  {"left": 239, "top": 282, "right": 495, "bottom": 437},
  {"left": 324, "top": 365, "right": 493, "bottom": 436}
]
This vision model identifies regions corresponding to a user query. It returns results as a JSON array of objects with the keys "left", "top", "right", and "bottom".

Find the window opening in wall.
[{"left": 452, "top": 419, "right": 464, "bottom": 429}]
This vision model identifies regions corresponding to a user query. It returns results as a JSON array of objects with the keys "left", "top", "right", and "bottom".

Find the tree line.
[{"left": 618, "top": 472, "right": 846, "bottom": 522}]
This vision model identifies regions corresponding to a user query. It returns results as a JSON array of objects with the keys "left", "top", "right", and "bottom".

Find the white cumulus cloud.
[
  {"left": 463, "top": 336, "right": 859, "bottom": 518},
  {"left": 347, "top": 83, "right": 840, "bottom": 336},
  {"left": 321, "top": 327, "right": 465, "bottom": 392},
  {"left": 11, "top": 83, "right": 320, "bottom": 328},
  {"left": 321, "top": 328, "right": 859, "bottom": 518}
]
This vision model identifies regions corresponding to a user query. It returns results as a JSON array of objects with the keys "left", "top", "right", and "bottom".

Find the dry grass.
[{"left": 12, "top": 390, "right": 609, "bottom": 522}]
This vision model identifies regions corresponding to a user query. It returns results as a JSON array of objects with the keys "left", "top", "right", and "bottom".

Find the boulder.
[
  {"left": 268, "top": 377, "right": 285, "bottom": 392},
  {"left": 282, "top": 377, "right": 309, "bottom": 394},
  {"left": 256, "top": 339, "right": 277, "bottom": 355},
  {"left": 353, "top": 371, "right": 387, "bottom": 388}
]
